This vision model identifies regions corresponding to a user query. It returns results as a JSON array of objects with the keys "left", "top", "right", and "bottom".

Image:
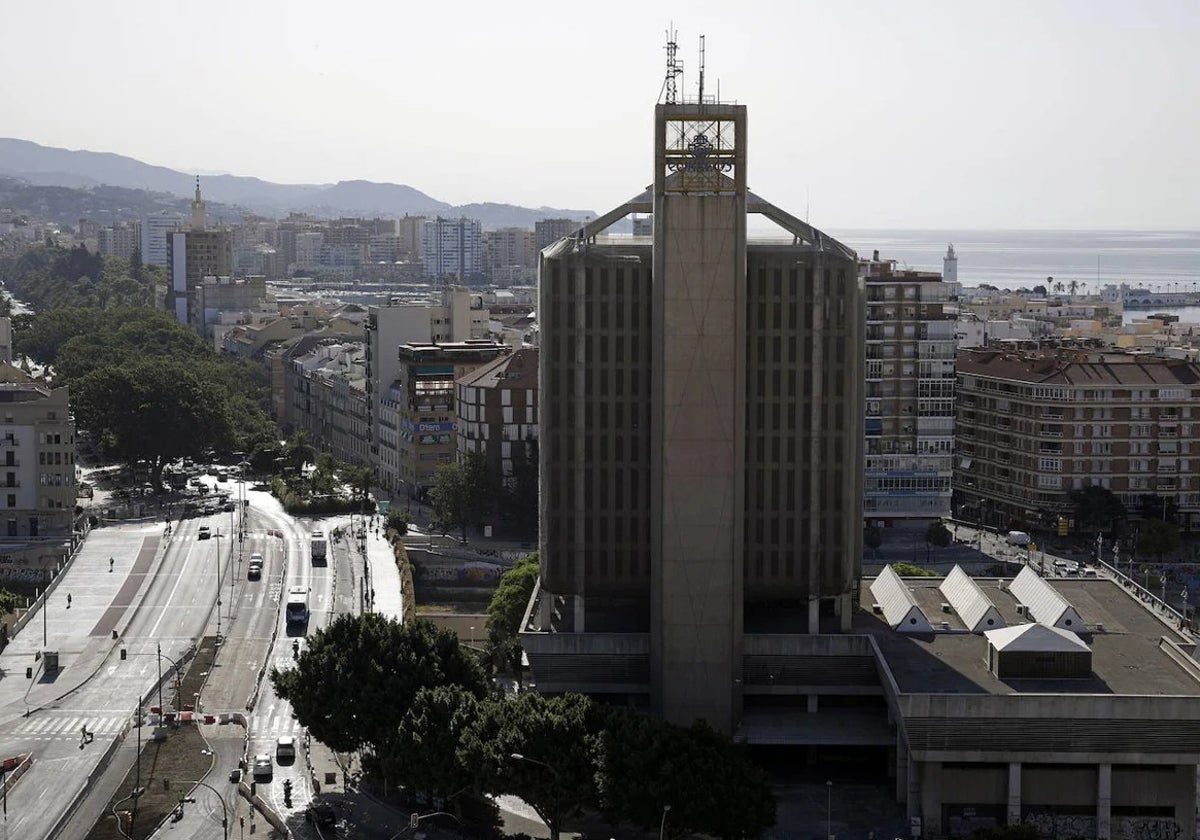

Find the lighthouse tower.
[{"left": 943, "top": 244, "right": 958, "bottom": 284}]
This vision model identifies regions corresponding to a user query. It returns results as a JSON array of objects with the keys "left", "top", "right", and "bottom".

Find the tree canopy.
[
  {"left": 0, "top": 243, "right": 160, "bottom": 313},
  {"left": 270, "top": 614, "right": 487, "bottom": 755},
  {"left": 459, "top": 691, "right": 598, "bottom": 840},
  {"left": 1138, "top": 518, "right": 1181, "bottom": 563},
  {"left": 484, "top": 552, "right": 539, "bottom": 679},
  {"left": 73, "top": 358, "right": 235, "bottom": 487},
  {"left": 429, "top": 452, "right": 495, "bottom": 541},
  {"left": 14, "top": 307, "right": 277, "bottom": 472},
  {"left": 1069, "top": 485, "right": 1127, "bottom": 535}
]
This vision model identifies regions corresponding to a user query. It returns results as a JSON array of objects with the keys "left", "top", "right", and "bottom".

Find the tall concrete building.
[
  {"left": 533, "top": 217, "right": 577, "bottom": 252},
  {"left": 421, "top": 216, "right": 483, "bottom": 283},
  {"left": 167, "top": 180, "right": 233, "bottom": 327},
  {"left": 861, "top": 248, "right": 958, "bottom": 528},
  {"left": 525, "top": 98, "right": 864, "bottom": 732},
  {"left": 141, "top": 210, "right": 184, "bottom": 268}
]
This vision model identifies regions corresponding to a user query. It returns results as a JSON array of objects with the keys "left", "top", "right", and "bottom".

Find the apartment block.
[
  {"left": 366, "top": 289, "right": 491, "bottom": 495},
  {"left": 862, "top": 248, "right": 959, "bottom": 527},
  {"left": 421, "top": 217, "right": 483, "bottom": 283},
  {"left": 286, "top": 341, "right": 370, "bottom": 469},
  {"left": 98, "top": 221, "right": 141, "bottom": 259},
  {"left": 390, "top": 341, "right": 510, "bottom": 499},
  {"left": 0, "top": 370, "right": 75, "bottom": 540},
  {"left": 533, "top": 217, "right": 577, "bottom": 252},
  {"left": 455, "top": 347, "right": 538, "bottom": 480},
  {"left": 954, "top": 348, "right": 1200, "bottom": 532}
]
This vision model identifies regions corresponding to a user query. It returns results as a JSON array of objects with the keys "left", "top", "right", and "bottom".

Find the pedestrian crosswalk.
[
  {"left": 4, "top": 711, "right": 133, "bottom": 742},
  {"left": 249, "top": 714, "right": 305, "bottom": 739}
]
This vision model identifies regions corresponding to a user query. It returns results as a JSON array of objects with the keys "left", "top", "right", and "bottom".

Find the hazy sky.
[{"left": 3, "top": 0, "right": 1198, "bottom": 229}]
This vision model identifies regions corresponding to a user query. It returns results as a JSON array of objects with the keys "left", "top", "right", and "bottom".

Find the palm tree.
[
  {"left": 284, "top": 431, "right": 316, "bottom": 474},
  {"left": 1068, "top": 279, "right": 1078, "bottom": 298}
]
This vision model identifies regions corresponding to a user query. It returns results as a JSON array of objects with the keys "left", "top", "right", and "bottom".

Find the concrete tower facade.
[{"left": 528, "top": 99, "right": 864, "bottom": 733}]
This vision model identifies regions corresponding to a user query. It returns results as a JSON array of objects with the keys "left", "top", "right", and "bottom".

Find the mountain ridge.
[{"left": 0, "top": 138, "right": 595, "bottom": 228}]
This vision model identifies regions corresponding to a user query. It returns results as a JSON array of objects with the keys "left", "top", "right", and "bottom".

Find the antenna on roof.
[
  {"left": 663, "top": 26, "right": 683, "bottom": 104},
  {"left": 698, "top": 34, "right": 706, "bottom": 104}
]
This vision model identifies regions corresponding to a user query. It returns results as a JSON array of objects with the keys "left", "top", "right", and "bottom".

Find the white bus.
[{"left": 285, "top": 586, "right": 309, "bottom": 624}]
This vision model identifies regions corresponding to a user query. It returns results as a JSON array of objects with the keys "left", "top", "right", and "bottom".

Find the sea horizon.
[{"left": 822, "top": 228, "right": 1200, "bottom": 291}]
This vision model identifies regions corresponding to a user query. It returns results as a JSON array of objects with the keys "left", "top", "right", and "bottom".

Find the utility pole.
[{"left": 157, "top": 643, "right": 163, "bottom": 716}]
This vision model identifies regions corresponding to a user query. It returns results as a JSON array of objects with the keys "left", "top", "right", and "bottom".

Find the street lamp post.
[
  {"left": 510, "top": 753, "right": 562, "bottom": 840},
  {"left": 177, "top": 780, "right": 229, "bottom": 840},
  {"left": 826, "top": 780, "right": 833, "bottom": 840},
  {"left": 659, "top": 804, "right": 672, "bottom": 840}
]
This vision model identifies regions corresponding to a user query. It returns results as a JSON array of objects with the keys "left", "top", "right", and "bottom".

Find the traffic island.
[{"left": 84, "top": 637, "right": 220, "bottom": 840}]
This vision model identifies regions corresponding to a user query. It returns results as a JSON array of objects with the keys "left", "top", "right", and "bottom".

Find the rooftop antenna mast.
[
  {"left": 663, "top": 26, "right": 683, "bottom": 104},
  {"left": 698, "top": 34, "right": 706, "bottom": 103}
]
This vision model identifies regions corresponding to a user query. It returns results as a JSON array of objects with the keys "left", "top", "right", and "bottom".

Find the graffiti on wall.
[
  {"left": 1113, "top": 818, "right": 1182, "bottom": 840},
  {"left": 1022, "top": 812, "right": 1097, "bottom": 839}
]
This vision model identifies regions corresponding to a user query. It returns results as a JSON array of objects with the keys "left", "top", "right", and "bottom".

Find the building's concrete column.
[
  {"left": 896, "top": 739, "right": 909, "bottom": 804},
  {"left": 921, "top": 762, "right": 942, "bottom": 837},
  {"left": 1097, "top": 763, "right": 1112, "bottom": 840},
  {"left": 807, "top": 695, "right": 819, "bottom": 713},
  {"left": 839, "top": 593, "right": 853, "bottom": 632},
  {"left": 573, "top": 594, "right": 585, "bottom": 633},
  {"left": 1007, "top": 762, "right": 1022, "bottom": 826},
  {"left": 808, "top": 596, "right": 821, "bottom": 633}
]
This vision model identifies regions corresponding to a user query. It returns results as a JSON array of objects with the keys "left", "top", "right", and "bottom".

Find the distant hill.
[{"left": 0, "top": 138, "right": 595, "bottom": 228}]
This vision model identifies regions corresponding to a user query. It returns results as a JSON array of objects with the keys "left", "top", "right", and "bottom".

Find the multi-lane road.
[{"left": 0, "top": 473, "right": 386, "bottom": 839}]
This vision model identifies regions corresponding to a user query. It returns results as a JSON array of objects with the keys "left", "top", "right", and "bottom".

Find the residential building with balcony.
[
  {"left": 389, "top": 341, "right": 510, "bottom": 499},
  {"left": 0, "top": 366, "right": 75, "bottom": 541},
  {"left": 862, "top": 248, "right": 959, "bottom": 528},
  {"left": 421, "top": 216, "right": 483, "bottom": 283},
  {"left": 953, "top": 347, "right": 1200, "bottom": 533},
  {"left": 365, "top": 288, "right": 491, "bottom": 495},
  {"left": 286, "top": 341, "right": 370, "bottom": 469}
]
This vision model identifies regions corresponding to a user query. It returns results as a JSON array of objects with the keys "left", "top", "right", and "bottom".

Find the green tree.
[
  {"left": 863, "top": 526, "right": 883, "bottom": 559},
  {"left": 500, "top": 438, "right": 538, "bottom": 538},
  {"left": 1070, "top": 485, "right": 1127, "bottom": 534},
  {"left": 391, "top": 685, "right": 481, "bottom": 813},
  {"left": 429, "top": 452, "right": 494, "bottom": 542},
  {"left": 271, "top": 615, "right": 487, "bottom": 756},
  {"left": 483, "top": 553, "right": 539, "bottom": 681},
  {"left": 284, "top": 430, "right": 316, "bottom": 474},
  {"left": 72, "top": 358, "right": 235, "bottom": 488},
  {"left": 459, "top": 692, "right": 596, "bottom": 840},
  {"left": 925, "top": 521, "right": 952, "bottom": 562},
  {"left": 1138, "top": 518, "right": 1181, "bottom": 563},
  {"left": 595, "top": 710, "right": 775, "bottom": 840}
]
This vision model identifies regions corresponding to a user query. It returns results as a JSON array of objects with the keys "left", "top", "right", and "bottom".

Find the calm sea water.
[{"left": 828, "top": 229, "right": 1200, "bottom": 292}]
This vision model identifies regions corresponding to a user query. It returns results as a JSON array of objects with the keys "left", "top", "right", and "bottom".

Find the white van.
[{"left": 1005, "top": 530, "right": 1032, "bottom": 546}]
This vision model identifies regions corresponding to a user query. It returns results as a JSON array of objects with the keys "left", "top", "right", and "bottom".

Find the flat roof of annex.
[{"left": 857, "top": 575, "right": 1200, "bottom": 698}]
